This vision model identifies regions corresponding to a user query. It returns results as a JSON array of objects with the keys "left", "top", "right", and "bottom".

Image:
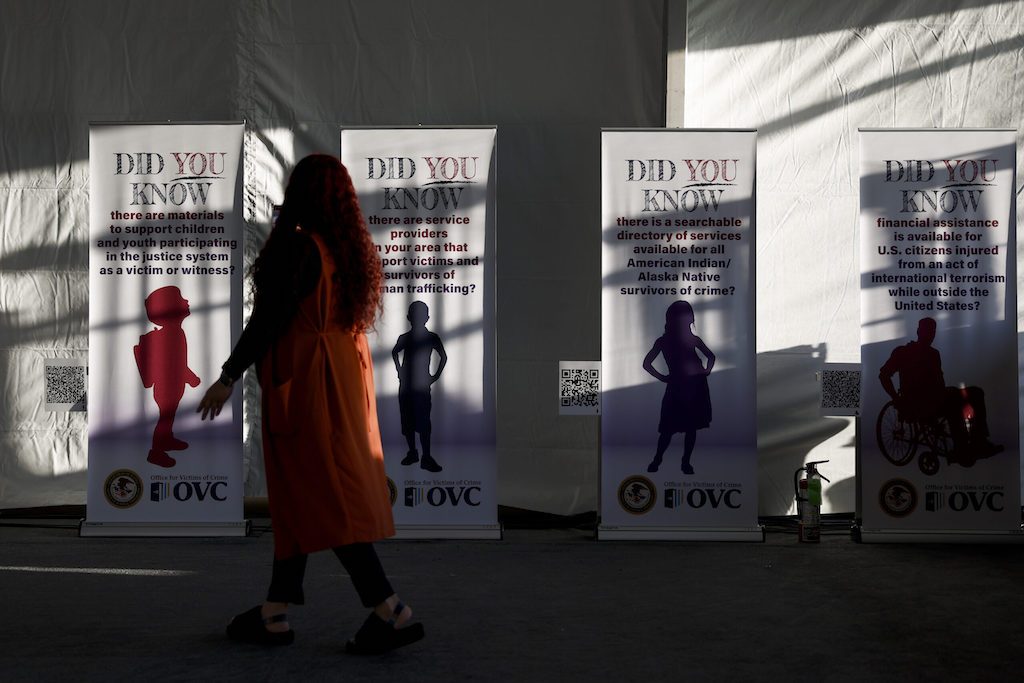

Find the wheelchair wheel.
[
  {"left": 921, "top": 415, "right": 968, "bottom": 467},
  {"left": 876, "top": 400, "right": 917, "bottom": 465},
  {"left": 918, "top": 450, "right": 940, "bottom": 476},
  {"left": 927, "top": 416, "right": 954, "bottom": 458}
]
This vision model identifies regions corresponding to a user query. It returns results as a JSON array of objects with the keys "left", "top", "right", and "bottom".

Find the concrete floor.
[{"left": 1, "top": 518, "right": 1023, "bottom": 682}]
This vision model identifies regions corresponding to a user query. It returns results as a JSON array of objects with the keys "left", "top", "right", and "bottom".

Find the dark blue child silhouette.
[
  {"left": 392, "top": 301, "right": 447, "bottom": 473},
  {"left": 643, "top": 301, "right": 715, "bottom": 474}
]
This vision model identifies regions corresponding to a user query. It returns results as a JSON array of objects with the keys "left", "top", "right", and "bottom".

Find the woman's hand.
[{"left": 197, "top": 381, "right": 234, "bottom": 421}]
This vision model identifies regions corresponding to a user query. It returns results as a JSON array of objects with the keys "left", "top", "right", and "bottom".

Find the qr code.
[
  {"left": 559, "top": 362, "right": 601, "bottom": 415},
  {"left": 45, "top": 362, "right": 87, "bottom": 411},
  {"left": 820, "top": 365, "right": 861, "bottom": 416},
  {"left": 561, "top": 369, "right": 599, "bottom": 407}
]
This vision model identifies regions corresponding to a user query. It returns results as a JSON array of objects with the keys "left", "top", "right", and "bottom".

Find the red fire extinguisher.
[
  {"left": 794, "top": 460, "right": 830, "bottom": 543},
  {"left": 959, "top": 385, "right": 975, "bottom": 437}
]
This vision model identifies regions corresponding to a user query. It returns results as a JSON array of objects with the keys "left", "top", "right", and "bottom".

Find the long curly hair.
[{"left": 253, "top": 154, "right": 381, "bottom": 332}]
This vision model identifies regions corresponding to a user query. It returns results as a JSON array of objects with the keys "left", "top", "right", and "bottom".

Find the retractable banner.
[
  {"left": 599, "top": 130, "right": 761, "bottom": 540},
  {"left": 341, "top": 127, "right": 499, "bottom": 539},
  {"left": 859, "top": 129, "right": 1021, "bottom": 542},
  {"left": 84, "top": 123, "right": 245, "bottom": 536}
]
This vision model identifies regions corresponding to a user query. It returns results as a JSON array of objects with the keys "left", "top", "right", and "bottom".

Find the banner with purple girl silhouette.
[
  {"left": 85, "top": 123, "right": 245, "bottom": 535},
  {"left": 859, "top": 129, "right": 1020, "bottom": 542},
  {"left": 341, "top": 127, "right": 498, "bottom": 538},
  {"left": 599, "top": 130, "right": 760, "bottom": 540}
]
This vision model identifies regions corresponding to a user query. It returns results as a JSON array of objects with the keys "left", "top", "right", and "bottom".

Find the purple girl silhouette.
[{"left": 643, "top": 301, "right": 715, "bottom": 474}]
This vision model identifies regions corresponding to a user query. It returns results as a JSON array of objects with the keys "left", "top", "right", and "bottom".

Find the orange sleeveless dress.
[{"left": 260, "top": 232, "right": 394, "bottom": 559}]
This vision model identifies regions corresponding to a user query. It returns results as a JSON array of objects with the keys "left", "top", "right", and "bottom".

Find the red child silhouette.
[{"left": 134, "top": 286, "right": 201, "bottom": 468}]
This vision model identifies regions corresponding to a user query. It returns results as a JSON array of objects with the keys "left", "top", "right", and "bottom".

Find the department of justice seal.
[
  {"left": 618, "top": 475, "right": 657, "bottom": 515},
  {"left": 879, "top": 478, "right": 918, "bottom": 518},
  {"left": 104, "top": 469, "right": 143, "bottom": 509}
]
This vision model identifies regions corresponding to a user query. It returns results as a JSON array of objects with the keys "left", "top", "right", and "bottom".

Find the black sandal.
[
  {"left": 345, "top": 602, "right": 424, "bottom": 655},
  {"left": 226, "top": 605, "right": 295, "bottom": 646}
]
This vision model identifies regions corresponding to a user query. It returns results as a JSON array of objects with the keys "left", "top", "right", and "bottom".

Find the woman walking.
[{"left": 198, "top": 154, "right": 423, "bottom": 655}]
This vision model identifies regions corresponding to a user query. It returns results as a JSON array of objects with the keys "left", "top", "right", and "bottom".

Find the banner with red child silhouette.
[
  {"left": 599, "top": 130, "right": 760, "bottom": 540},
  {"left": 859, "top": 129, "right": 1020, "bottom": 541},
  {"left": 341, "top": 127, "right": 498, "bottom": 539},
  {"left": 85, "top": 123, "right": 245, "bottom": 535}
]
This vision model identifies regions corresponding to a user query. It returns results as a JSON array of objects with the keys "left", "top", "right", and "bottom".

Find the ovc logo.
[
  {"left": 404, "top": 486, "right": 482, "bottom": 507},
  {"left": 150, "top": 481, "right": 228, "bottom": 502},
  {"left": 926, "top": 490, "right": 1004, "bottom": 512},
  {"left": 664, "top": 487, "right": 742, "bottom": 510}
]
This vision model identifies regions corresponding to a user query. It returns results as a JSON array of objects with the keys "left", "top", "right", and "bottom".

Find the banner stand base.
[
  {"left": 393, "top": 524, "right": 503, "bottom": 540},
  {"left": 79, "top": 519, "right": 250, "bottom": 538},
  {"left": 597, "top": 525, "right": 765, "bottom": 542},
  {"left": 854, "top": 525, "right": 1024, "bottom": 544}
]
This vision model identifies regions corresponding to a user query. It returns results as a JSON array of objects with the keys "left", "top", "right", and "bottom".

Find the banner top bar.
[
  {"left": 858, "top": 127, "right": 1016, "bottom": 133},
  {"left": 89, "top": 121, "right": 244, "bottom": 126},
  {"left": 341, "top": 125, "right": 497, "bottom": 131},
  {"left": 601, "top": 127, "right": 757, "bottom": 133}
]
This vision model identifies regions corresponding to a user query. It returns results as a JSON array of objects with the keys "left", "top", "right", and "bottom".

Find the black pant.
[{"left": 267, "top": 542, "right": 394, "bottom": 608}]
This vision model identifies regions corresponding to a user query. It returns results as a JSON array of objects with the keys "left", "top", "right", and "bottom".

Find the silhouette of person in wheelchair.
[{"left": 877, "top": 316, "right": 1001, "bottom": 474}]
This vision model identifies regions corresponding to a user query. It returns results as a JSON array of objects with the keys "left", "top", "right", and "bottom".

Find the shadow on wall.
[
  {"left": 692, "top": 0, "right": 1013, "bottom": 47},
  {"left": 757, "top": 344, "right": 851, "bottom": 516},
  {"left": 600, "top": 341, "right": 854, "bottom": 516},
  {"left": 602, "top": 363, "right": 755, "bottom": 450},
  {"left": 0, "top": 230, "right": 860, "bottom": 516},
  {"left": 690, "top": 3, "right": 1024, "bottom": 139},
  {"left": 0, "top": 239, "right": 89, "bottom": 347}
]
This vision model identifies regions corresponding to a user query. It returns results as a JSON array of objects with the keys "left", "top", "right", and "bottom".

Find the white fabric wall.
[
  {"left": 2, "top": 0, "right": 1020, "bottom": 517},
  {"left": 0, "top": 2, "right": 248, "bottom": 507},
  {"left": 683, "top": 0, "right": 1024, "bottom": 514},
  {"left": 0, "top": 0, "right": 664, "bottom": 512}
]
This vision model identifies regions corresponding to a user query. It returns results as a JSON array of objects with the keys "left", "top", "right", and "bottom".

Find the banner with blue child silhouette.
[
  {"left": 341, "top": 127, "right": 498, "bottom": 538},
  {"left": 859, "top": 129, "right": 1020, "bottom": 541},
  {"left": 599, "top": 129, "right": 760, "bottom": 540},
  {"left": 85, "top": 123, "right": 245, "bottom": 535}
]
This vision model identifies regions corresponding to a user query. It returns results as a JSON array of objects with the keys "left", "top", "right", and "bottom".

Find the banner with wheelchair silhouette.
[
  {"left": 859, "top": 129, "right": 1021, "bottom": 541},
  {"left": 598, "top": 129, "right": 761, "bottom": 541},
  {"left": 84, "top": 123, "right": 245, "bottom": 536},
  {"left": 341, "top": 127, "right": 499, "bottom": 539}
]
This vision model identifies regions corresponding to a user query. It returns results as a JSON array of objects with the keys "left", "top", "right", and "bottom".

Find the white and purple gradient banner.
[
  {"left": 85, "top": 123, "right": 245, "bottom": 534},
  {"left": 859, "top": 128, "right": 1021, "bottom": 541},
  {"left": 599, "top": 129, "right": 760, "bottom": 540},
  {"left": 341, "top": 127, "right": 498, "bottom": 538}
]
